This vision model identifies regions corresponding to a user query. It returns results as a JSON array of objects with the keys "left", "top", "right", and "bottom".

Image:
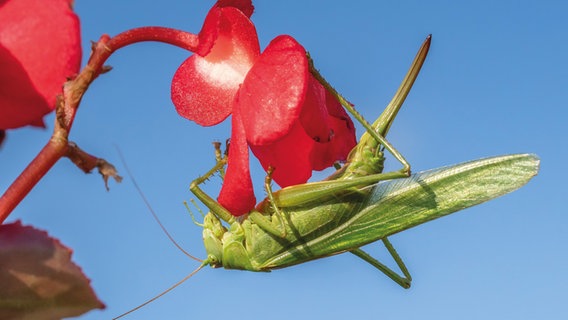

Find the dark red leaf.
[{"left": 0, "top": 221, "right": 105, "bottom": 319}]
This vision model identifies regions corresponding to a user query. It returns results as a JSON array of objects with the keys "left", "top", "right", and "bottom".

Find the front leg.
[{"left": 189, "top": 146, "right": 235, "bottom": 225}]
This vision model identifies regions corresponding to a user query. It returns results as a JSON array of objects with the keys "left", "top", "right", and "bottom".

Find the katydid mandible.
[{"left": 186, "top": 34, "right": 539, "bottom": 287}]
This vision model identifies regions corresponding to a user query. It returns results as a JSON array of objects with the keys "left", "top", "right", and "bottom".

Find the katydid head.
[
  {"left": 202, "top": 212, "right": 259, "bottom": 270},
  {"left": 202, "top": 213, "right": 226, "bottom": 268}
]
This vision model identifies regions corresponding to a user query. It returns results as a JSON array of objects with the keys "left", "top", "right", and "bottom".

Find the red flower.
[
  {"left": 171, "top": 1, "right": 356, "bottom": 216},
  {"left": 0, "top": 0, "right": 81, "bottom": 130}
]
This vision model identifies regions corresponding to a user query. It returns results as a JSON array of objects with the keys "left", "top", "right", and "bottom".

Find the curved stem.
[
  {"left": 0, "top": 139, "right": 67, "bottom": 219},
  {"left": 0, "top": 27, "right": 199, "bottom": 223},
  {"left": 107, "top": 26, "right": 199, "bottom": 52}
]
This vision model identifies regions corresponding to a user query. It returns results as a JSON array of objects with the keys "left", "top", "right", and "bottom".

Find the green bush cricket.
[
  {"left": 187, "top": 35, "right": 539, "bottom": 285},
  {"left": 115, "top": 35, "right": 539, "bottom": 319}
]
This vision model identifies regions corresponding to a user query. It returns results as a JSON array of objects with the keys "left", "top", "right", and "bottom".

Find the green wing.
[{"left": 261, "top": 153, "right": 539, "bottom": 269}]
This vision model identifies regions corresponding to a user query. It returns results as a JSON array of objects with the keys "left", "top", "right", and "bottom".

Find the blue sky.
[{"left": 1, "top": 1, "right": 566, "bottom": 319}]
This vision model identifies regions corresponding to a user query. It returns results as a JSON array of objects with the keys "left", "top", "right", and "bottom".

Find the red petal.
[
  {"left": 217, "top": 104, "right": 256, "bottom": 216},
  {"left": 214, "top": 0, "right": 254, "bottom": 18},
  {"left": 249, "top": 82, "right": 356, "bottom": 186},
  {"left": 0, "top": 0, "right": 81, "bottom": 129},
  {"left": 196, "top": 1, "right": 255, "bottom": 56},
  {"left": 0, "top": 45, "right": 49, "bottom": 129},
  {"left": 0, "top": 130, "right": 5, "bottom": 147},
  {"left": 171, "top": 6, "right": 260, "bottom": 126},
  {"left": 250, "top": 120, "right": 315, "bottom": 187},
  {"left": 239, "top": 35, "right": 356, "bottom": 187},
  {"left": 238, "top": 35, "right": 309, "bottom": 146},
  {"left": 309, "top": 88, "right": 357, "bottom": 170},
  {"left": 298, "top": 75, "right": 331, "bottom": 144}
]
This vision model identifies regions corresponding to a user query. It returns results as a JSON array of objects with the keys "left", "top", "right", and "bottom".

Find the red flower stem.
[
  {"left": 0, "top": 140, "right": 67, "bottom": 220},
  {"left": 0, "top": 27, "right": 199, "bottom": 223},
  {"left": 107, "top": 26, "right": 199, "bottom": 52}
]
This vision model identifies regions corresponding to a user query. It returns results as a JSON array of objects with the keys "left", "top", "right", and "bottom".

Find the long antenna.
[
  {"left": 115, "top": 147, "right": 202, "bottom": 262},
  {"left": 112, "top": 264, "right": 205, "bottom": 319}
]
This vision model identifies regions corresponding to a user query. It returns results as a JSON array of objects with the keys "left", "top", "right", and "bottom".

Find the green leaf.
[{"left": 0, "top": 221, "right": 105, "bottom": 319}]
